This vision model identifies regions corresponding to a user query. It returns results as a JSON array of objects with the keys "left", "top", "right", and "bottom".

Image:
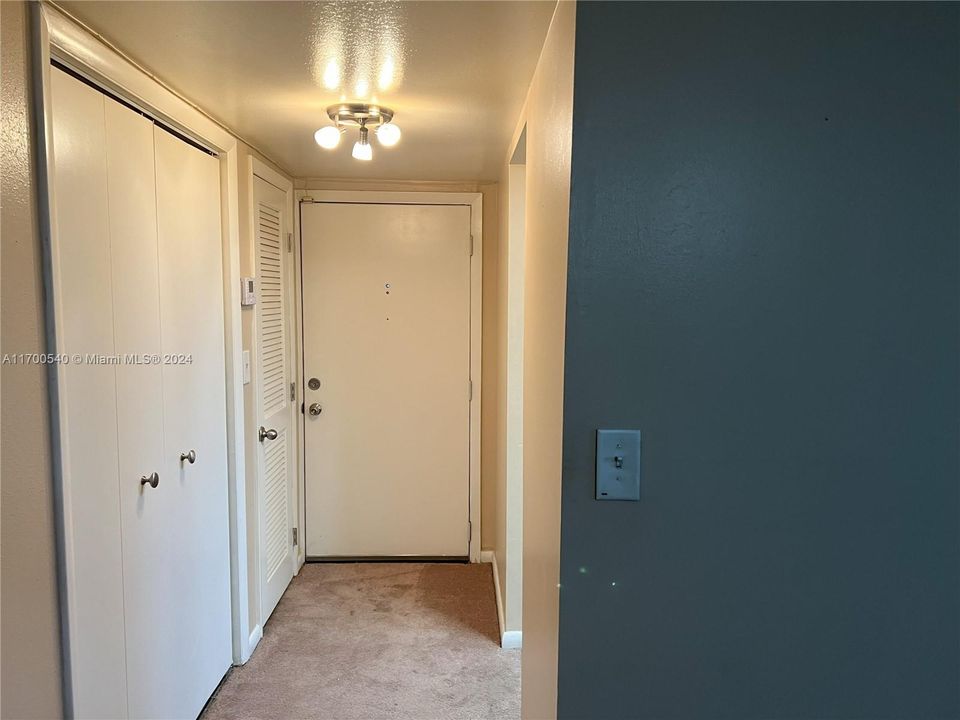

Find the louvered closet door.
[
  {"left": 153, "top": 126, "right": 232, "bottom": 719},
  {"left": 253, "top": 175, "right": 296, "bottom": 622}
]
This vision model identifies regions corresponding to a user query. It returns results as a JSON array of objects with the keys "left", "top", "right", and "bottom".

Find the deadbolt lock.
[{"left": 308, "top": 377, "right": 321, "bottom": 390}]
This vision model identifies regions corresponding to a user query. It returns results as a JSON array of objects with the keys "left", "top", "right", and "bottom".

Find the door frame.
[
  {"left": 31, "top": 6, "right": 258, "bottom": 710},
  {"left": 247, "top": 156, "right": 301, "bottom": 632},
  {"left": 294, "top": 190, "right": 483, "bottom": 562}
]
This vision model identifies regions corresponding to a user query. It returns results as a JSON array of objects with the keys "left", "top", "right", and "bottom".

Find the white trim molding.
[
  {"left": 247, "top": 624, "right": 264, "bottom": 657},
  {"left": 297, "top": 190, "right": 483, "bottom": 562},
  {"left": 481, "top": 550, "right": 521, "bottom": 649},
  {"left": 32, "top": 10, "right": 256, "bottom": 713},
  {"left": 502, "top": 630, "right": 523, "bottom": 651}
]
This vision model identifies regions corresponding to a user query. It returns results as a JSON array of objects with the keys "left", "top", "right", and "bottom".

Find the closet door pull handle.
[
  {"left": 259, "top": 426, "right": 278, "bottom": 442},
  {"left": 140, "top": 472, "right": 160, "bottom": 489},
  {"left": 180, "top": 449, "right": 197, "bottom": 464}
]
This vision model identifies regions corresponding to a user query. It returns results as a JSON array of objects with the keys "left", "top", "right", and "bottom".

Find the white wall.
[
  {"left": 495, "top": 157, "right": 526, "bottom": 636},
  {"left": 517, "top": 2, "right": 575, "bottom": 718}
]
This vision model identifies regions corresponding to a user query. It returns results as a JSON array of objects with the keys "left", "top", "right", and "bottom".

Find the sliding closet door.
[
  {"left": 154, "top": 127, "right": 232, "bottom": 717},
  {"left": 50, "top": 67, "right": 129, "bottom": 720}
]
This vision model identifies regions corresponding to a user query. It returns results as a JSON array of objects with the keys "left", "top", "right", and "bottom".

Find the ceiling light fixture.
[{"left": 315, "top": 103, "right": 400, "bottom": 161}]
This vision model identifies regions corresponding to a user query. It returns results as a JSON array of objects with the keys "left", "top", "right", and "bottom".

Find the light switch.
[{"left": 596, "top": 429, "right": 641, "bottom": 501}]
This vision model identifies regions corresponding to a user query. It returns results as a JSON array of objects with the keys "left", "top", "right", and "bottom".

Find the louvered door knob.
[
  {"left": 259, "top": 426, "right": 278, "bottom": 442},
  {"left": 180, "top": 449, "right": 197, "bottom": 464},
  {"left": 140, "top": 472, "right": 159, "bottom": 489}
]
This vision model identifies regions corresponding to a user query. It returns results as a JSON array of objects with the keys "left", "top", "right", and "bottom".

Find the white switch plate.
[{"left": 242, "top": 350, "right": 251, "bottom": 384}]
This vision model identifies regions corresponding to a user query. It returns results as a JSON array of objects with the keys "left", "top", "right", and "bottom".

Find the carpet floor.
[{"left": 202, "top": 562, "right": 520, "bottom": 720}]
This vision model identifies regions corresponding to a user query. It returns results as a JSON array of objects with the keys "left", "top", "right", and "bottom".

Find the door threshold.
[{"left": 305, "top": 555, "right": 469, "bottom": 564}]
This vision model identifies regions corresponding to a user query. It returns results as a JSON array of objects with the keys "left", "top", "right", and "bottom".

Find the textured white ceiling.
[{"left": 58, "top": 1, "right": 556, "bottom": 180}]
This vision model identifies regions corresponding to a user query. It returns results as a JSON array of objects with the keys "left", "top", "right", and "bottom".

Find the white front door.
[
  {"left": 301, "top": 202, "right": 472, "bottom": 558},
  {"left": 254, "top": 174, "right": 296, "bottom": 621}
]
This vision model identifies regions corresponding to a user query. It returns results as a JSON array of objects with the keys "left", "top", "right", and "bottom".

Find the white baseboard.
[
  {"left": 502, "top": 630, "right": 522, "bottom": 649},
  {"left": 480, "top": 550, "right": 521, "bottom": 649},
  {"left": 243, "top": 623, "right": 263, "bottom": 663}
]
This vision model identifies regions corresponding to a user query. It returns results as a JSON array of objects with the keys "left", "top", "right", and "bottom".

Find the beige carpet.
[{"left": 202, "top": 563, "right": 520, "bottom": 720}]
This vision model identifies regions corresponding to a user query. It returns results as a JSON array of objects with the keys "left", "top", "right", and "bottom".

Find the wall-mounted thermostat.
[{"left": 240, "top": 277, "right": 256, "bottom": 306}]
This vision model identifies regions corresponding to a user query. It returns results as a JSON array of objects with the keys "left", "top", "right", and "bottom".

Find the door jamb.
[
  {"left": 32, "top": 9, "right": 256, "bottom": 710},
  {"left": 294, "top": 189, "right": 483, "bottom": 562}
]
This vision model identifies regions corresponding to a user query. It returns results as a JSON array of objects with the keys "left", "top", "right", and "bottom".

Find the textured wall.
[
  {"left": 557, "top": 3, "right": 959, "bottom": 718},
  {"left": 0, "top": 2, "right": 65, "bottom": 717}
]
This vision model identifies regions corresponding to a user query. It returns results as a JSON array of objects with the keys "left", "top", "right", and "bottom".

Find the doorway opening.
[{"left": 498, "top": 125, "right": 527, "bottom": 649}]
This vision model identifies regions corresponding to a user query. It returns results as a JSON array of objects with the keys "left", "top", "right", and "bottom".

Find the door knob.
[
  {"left": 259, "top": 426, "right": 278, "bottom": 442},
  {"left": 140, "top": 472, "right": 159, "bottom": 489},
  {"left": 180, "top": 449, "right": 197, "bottom": 464},
  {"left": 308, "top": 403, "right": 323, "bottom": 416}
]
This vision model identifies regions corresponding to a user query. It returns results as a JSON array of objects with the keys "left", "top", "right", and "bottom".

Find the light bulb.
[
  {"left": 376, "top": 123, "right": 401, "bottom": 147},
  {"left": 352, "top": 127, "right": 372, "bottom": 160},
  {"left": 352, "top": 141, "right": 372, "bottom": 161},
  {"left": 314, "top": 126, "right": 341, "bottom": 149}
]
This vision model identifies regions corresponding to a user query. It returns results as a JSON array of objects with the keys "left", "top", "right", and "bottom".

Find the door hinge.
[
  {"left": 286, "top": 232, "right": 292, "bottom": 252},
  {"left": 290, "top": 381, "right": 296, "bottom": 401},
  {"left": 468, "top": 379, "right": 473, "bottom": 401},
  {"left": 292, "top": 527, "right": 299, "bottom": 546},
  {"left": 468, "top": 520, "right": 472, "bottom": 545},
  {"left": 469, "top": 234, "right": 475, "bottom": 257}
]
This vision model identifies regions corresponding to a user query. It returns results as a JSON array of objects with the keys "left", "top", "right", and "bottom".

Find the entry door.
[
  {"left": 301, "top": 202, "right": 472, "bottom": 558},
  {"left": 254, "top": 175, "right": 296, "bottom": 621}
]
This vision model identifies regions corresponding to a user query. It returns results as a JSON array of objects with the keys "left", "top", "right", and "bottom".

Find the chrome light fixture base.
[{"left": 326, "top": 103, "right": 394, "bottom": 128}]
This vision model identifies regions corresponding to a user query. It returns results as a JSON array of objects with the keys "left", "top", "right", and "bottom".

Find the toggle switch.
[{"left": 596, "top": 429, "right": 641, "bottom": 501}]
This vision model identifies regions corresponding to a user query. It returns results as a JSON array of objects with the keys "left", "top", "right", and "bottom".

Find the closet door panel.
[
  {"left": 50, "top": 68, "right": 128, "bottom": 720},
  {"left": 154, "top": 127, "right": 232, "bottom": 718},
  {"left": 103, "top": 100, "right": 174, "bottom": 719}
]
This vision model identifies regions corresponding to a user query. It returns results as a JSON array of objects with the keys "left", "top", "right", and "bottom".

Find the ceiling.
[{"left": 58, "top": 1, "right": 555, "bottom": 181}]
